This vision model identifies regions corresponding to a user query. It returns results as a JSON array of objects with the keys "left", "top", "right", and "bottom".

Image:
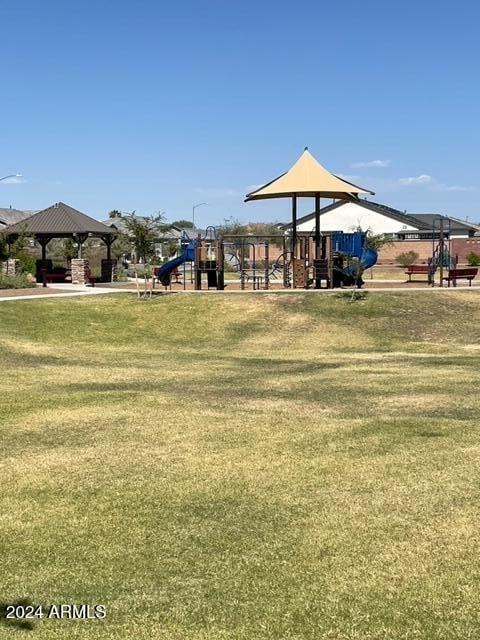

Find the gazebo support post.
[
  {"left": 37, "top": 236, "right": 51, "bottom": 261},
  {"left": 314, "top": 194, "right": 321, "bottom": 289},
  {"left": 74, "top": 233, "right": 88, "bottom": 259},
  {"left": 101, "top": 236, "right": 117, "bottom": 283},
  {"left": 291, "top": 194, "right": 297, "bottom": 288},
  {"left": 35, "top": 236, "right": 53, "bottom": 284}
]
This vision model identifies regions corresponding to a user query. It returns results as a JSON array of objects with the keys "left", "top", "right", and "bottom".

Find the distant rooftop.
[
  {"left": 0, "top": 207, "right": 31, "bottom": 227},
  {"left": 281, "top": 199, "right": 480, "bottom": 235}
]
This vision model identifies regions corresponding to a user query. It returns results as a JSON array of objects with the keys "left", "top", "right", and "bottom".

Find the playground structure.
[
  {"left": 244, "top": 148, "right": 379, "bottom": 290},
  {"left": 152, "top": 152, "right": 477, "bottom": 291},
  {"left": 153, "top": 226, "right": 378, "bottom": 291},
  {"left": 151, "top": 150, "right": 381, "bottom": 291}
]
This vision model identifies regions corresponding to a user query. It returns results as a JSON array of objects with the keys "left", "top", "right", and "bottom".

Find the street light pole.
[{"left": 192, "top": 202, "right": 207, "bottom": 229}]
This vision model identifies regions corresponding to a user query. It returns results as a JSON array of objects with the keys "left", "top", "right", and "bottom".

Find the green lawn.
[{"left": 1, "top": 292, "right": 480, "bottom": 639}]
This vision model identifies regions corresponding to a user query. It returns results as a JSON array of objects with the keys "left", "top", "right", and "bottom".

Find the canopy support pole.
[
  {"left": 291, "top": 194, "right": 297, "bottom": 288},
  {"left": 314, "top": 194, "right": 321, "bottom": 258},
  {"left": 314, "top": 194, "right": 321, "bottom": 289}
]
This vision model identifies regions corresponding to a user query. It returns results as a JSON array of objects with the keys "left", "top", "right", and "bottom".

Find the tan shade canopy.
[{"left": 245, "top": 148, "right": 374, "bottom": 201}]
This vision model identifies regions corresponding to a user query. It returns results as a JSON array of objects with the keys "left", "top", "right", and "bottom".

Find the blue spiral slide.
[
  {"left": 359, "top": 245, "right": 378, "bottom": 271},
  {"left": 156, "top": 239, "right": 195, "bottom": 286},
  {"left": 342, "top": 244, "right": 378, "bottom": 286}
]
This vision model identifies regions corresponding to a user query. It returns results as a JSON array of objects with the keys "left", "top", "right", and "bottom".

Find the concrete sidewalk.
[
  {"left": 1, "top": 283, "right": 479, "bottom": 303},
  {"left": 0, "top": 284, "right": 132, "bottom": 303}
]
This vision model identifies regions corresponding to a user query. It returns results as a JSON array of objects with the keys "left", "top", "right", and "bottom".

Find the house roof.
[
  {"left": 281, "top": 199, "right": 429, "bottom": 230},
  {"left": 281, "top": 199, "right": 480, "bottom": 236},
  {"left": 0, "top": 207, "right": 31, "bottom": 227},
  {"left": 4, "top": 202, "right": 115, "bottom": 237},
  {"left": 245, "top": 149, "right": 374, "bottom": 201},
  {"left": 410, "top": 214, "right": 480, "bottom": 235}
]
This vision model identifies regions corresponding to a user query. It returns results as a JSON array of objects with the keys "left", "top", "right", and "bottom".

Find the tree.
[
  {"left": 111, "top": 233, "right": 133, "bottom": 263},
  {"left": 244, "top": 222, "right": 283, "bottom": 246},
  {"left": 108, "top": 209, "right": 122, "bottom": 219},
  {"left": 117, "top": 211, "right": 166, "bottom": 263},
  {"left": 170, "top": 219, "right": 194, "bottom": 229},
  {"left": 217, "top": 217, "right": 245, "bottom": 236},
  {"left": 365, "top": 231, "right": 393, "bottom": 251},
  {"left": 62, "top": 239, "right": 77, "bottom": 263},
  {"left": 4, "top": 227, "right": 37, "bottom": 273},
  {"left": 48, "top": 238, "right": 78, "bottom": 265}
]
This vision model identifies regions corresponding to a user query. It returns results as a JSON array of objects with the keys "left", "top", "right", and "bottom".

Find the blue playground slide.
[
  {"left": 359, "top": 245, "right": 378, "bottom": 271},
  {"left": 156, "top": 238, "right": 195, "bottom": 286},
  {"left": 342, "top": 242, "right": 378, "bottom": 286},
  {"left": 331, "top": 231, "right": 377, "bottom": 274}
]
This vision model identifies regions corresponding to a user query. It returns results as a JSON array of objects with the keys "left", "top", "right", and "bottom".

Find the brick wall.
[
  {"left": 452, "top": 238, "right": 480, "bottom": 263},
  {"left": 377, "top": 238, "right": 480, "bottom": 265},
  {"left": 378, "top": 241, "right": 433, "bottom": 265}
]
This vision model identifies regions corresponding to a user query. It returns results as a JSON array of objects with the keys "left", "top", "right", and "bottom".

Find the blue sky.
[{"left": 2, "top": 0, "right": 480, "bottom": 225}]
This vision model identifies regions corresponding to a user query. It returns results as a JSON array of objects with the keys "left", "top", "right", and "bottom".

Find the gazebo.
[
  {"left": 245, "top": 148, "right": 374, "bottom": 287},
  {"left": 4, "top": 202, "right": 117, "bottom": 283}
]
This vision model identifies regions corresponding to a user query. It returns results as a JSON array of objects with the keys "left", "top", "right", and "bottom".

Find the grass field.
[{"left": 1, "top": 291, "right": 480, "bottom": 639}]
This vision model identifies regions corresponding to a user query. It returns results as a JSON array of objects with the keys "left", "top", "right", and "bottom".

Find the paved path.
[
  {"left": 1, "top": 283, "right": 479, "bottom": 303},
  {"left": 0, "top": 285, "right": 130, "bottom": 303}
]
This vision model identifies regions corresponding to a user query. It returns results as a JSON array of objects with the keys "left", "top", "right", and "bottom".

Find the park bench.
[
  {"left": 45, "top": 272, "right": 68, "bottom": 283},
  {"left": 405, "top": 265, "right": 432, "bottom": 283},
  {"left": 41, "top": 267, "right": 70, "bottom": 284},
  {"left": 442, "top": 267, "right": 478, "bottom": 287}
]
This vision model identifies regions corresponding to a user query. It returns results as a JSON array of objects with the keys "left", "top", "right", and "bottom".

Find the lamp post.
[
  {"left": 0, "top": 174, "right": 22, "bottom": 183},
  {"left": 192, "top": 202, "right": 207, "bottom": 229}
]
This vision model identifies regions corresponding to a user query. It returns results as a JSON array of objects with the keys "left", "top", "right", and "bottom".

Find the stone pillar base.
[
  {"left": 2, "top": 259, "right": 21, "bottom": 275},
  {"left": 71, "top": 258, "right": 89, "bottom": 284}
]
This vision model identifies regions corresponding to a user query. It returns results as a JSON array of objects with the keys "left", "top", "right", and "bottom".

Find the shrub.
[
  {"left": 16, "top": 251, "right": 37, "bottom": 275},
  {"left": 0, "top": 272, "right": 37, "bottom": 289},
  {"left": 395, "top": 251, "right": 419, "bottom": 267},
  {"left": 116, "top": 265, "right": 129, "bottom": 281},
  {"left": 466, "top": 251, "right": 480, "bottom": 266}
]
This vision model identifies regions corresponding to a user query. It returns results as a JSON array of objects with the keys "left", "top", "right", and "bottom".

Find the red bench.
[
  {"left": 41, "top": 268, "right": 70, "bottom": 284},
  {"left": 46, "top": 272, "right": 68, "bottom": 283},
  {"left": 405, "top": 265, "right": 433, "bottom": 283},
  {"left": 442, "top": 268, "right": 478, "bottom": 287}
]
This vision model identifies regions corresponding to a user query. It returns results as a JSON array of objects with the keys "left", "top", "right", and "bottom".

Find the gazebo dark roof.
[{"left": 4, "top": 202, "right": 115, "bottom": 237}]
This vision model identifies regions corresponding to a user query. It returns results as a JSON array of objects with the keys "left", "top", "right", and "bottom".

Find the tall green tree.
[
  {"left": 171, "top": 219, "right": 194, "bottom": 229},
  {"left": 118, "top": 211, "right": 166, "bottom": 263}
]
